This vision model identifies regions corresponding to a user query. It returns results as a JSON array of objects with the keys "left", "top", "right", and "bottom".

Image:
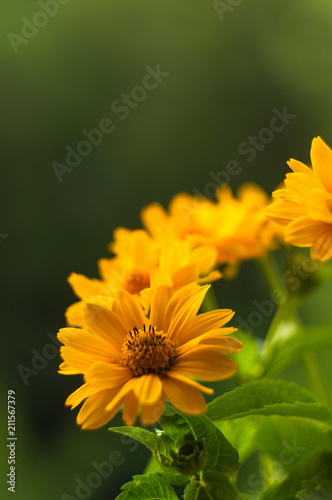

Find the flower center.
[
  {"left": 121, "top": 325, "right": 176, "bottom": 376},
  {"left": 123, "top": 272, "right": 150, "bottom": 295}
]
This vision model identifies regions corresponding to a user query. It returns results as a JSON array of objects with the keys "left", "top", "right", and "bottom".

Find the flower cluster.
[
  {"left": 58, "top": 136, "right": 332, "bottom": 430},
  {"left": 58, "top": 182, "right": 280, "bottom": 429},
  {"left": 66, "top": 182, "right": 278, "bottom": 327}
]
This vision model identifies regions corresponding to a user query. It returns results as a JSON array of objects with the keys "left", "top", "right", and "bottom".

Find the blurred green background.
[{"left": 2, "top": 1, "right": 332, "bottom": 498}]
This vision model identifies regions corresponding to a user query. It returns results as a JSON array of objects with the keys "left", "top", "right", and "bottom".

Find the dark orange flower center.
[
  {"left": 121, "top": 325, "right": 176, "bottom": 376},
  {"left": 123, "top": 272, "right": 150, "bottom": 295}
]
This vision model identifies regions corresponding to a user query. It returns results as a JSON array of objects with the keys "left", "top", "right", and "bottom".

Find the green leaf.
[
  {"left": 256, "top": 415, "right": 332, "bottom": 473},
  {"left": 110, "top": 426, "right": 160, "bottom": 457},
  {"left": 144, "top": 455, "right": 162, "bottom": 475},
  {"left": 261, "top": 327, "right": 332, "bottom": 378},
  {"left": 206, "top": 379, "right": 332, "bottom": 427},
  {"left": 215, "top": 417, "right": 257, "bottom": 463},
  {"left": 109, "top": 425, "right": 188, "bottom": 484},
  {"left": 227, "top": 331, "right": 261, "bottom": 381},
  {"left": 260, "top": 451, "right": 332, "bottom": 500},
  {"left": 184, "top": 472, "right": 240, "bottom": 500},
  {"left": 116, "top": 473, "right": 179, "bottom": 500},
  {"left": 161, "top": 405, "right": 240, "bottom": 478},
  {"left": 110, "top": 408, "right": 240, "bottom": 487}
]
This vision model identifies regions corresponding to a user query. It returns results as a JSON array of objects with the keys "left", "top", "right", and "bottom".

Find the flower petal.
[
  {"left": 177, "top": 309, "right": 235, "bottom": 346},
  {"left": 150, "top": 285, "right": 173, "bottom": 331},
  {"left": 287, "top": 158, "right": 316, "bottom": 177},
  {"left": 113, "top": 289, "right": 145, "bottom": 331},
  {"left": 141, "top": 203, "right": 170, "bottom": 239},
  {"left": 310, "top": 136, "right": 332, "bottom": 193},
  {"left": 85, "top": 361, "right": 133, "bottom": 389},
  {"left": 77, "top": 387, "right": 121, "bottom": 429},
  {"left": 171, "top": 263, "right": 199, "bottom": 288},
  {"left": 197, "top": 270, "right": 222, "bottom": 285},
  {"left": 122, "top": 391, "right": 140, "bottom": 426},
  {"left": 266, "top": 199, "right": 306, "bottom": 226},
  {"left": 177, "top": 330, "right": 241, "bottom": 355},
  {"left": 140, "top": 395, "right": 166, "bottom": 426},
  {"left": 150, "top": 269, "right": 173, "bottom": 289},
  {"left": 65, "top": 383, "right": 95, "bottom": 409},
  {"left": 284, "top": 216, "right": 328, "bottom": 247},
  {"left": 59, "top": 360, "right": 80, "bottom": 375},
  {"left": 285, "top": 173, "right": 323, "bottom": 206},
  {"left": 165, "top": 283, "right": 210, "bottom": 341},
  {"left": 305, "top": 190, "right": 332, "bottom": 224},
  {"left": 311, "top": 231, "right": 332, "bottom": 262},
  {"left": 98, "top": 257, "right": 125, "bottom": 285},
  {"left": 65, "top": 301, "right": 85, "bottom": 327},
  {"left": 161, "top": 374, "right": 207, "bottom": 414},
  {"left": 197, "top": 335, "right": 243, "bottom": 353},
  {"left": 58, "top": 328, "right": 119, "bottom": 358},
  {"left": 187, "top": 245, "right": 218, "bottom": 276},
  {"left": 68, "top": 273, "right": 106, "bottom": 299},
  {"left": 164, "top": 370, "right": 213, "bottom": 395},
  {"left": 60, "top": 346, "right": 93, "bottom": 373},
  {"left": 132, "top": 374, "right": 163, "bottom": 404},
  {"left": 83, "top": 303, "right": 126, "bottom": 347},
  {"left": 105, "top": 379, "right": 137, "bottom": 412},
  {"left": 175, "top": 349, "right": 238, "bottom": 381}
]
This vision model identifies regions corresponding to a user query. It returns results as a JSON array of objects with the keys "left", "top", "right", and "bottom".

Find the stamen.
[{"left": 121, "top": 325, "right": 177, "bottom": 377}]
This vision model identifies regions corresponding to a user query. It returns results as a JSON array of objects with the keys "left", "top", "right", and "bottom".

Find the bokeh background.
[{"left": 2, "top": 1, "right": 332, "bottom": 498}]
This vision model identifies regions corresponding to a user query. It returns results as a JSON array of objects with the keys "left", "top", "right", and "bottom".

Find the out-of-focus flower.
[
  {"left": 66, "top": 229, "right": 221, "bottom": 326},
  {"left": 142, "top": 183, "right": 278, "bottom": 276}
]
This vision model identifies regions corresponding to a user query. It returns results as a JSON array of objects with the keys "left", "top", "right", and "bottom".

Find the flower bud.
[{"left": 169, "top": 432, "right": 208, "bottom": 476}]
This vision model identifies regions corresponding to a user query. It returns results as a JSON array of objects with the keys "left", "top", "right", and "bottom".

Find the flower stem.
[
  {"left": 264, "top": 295, "right": 294, "bottom": 346},
  {"left": 259, "top": 254, "right": 329, "bottom": 405},
  {"left": 258, "top": 252, "right": 284, "bottom": 294},
  {"left": 301, "top": 350, "right": 330, "bottom": 406}
]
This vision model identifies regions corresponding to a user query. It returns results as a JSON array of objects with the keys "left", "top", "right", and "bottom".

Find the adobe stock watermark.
[
  {"left": 247, "top": 439, "right": 306, "bottom": 493},
  {"left": 193, "top": 106, "right": 296, "bottom": 200},
  {"left": 7, "top": 0, "right": 71, "bottom": 54},
  {"left": 61, "top": 436, "right": 139, "bottom": 500},
  {"left": 175, "top": 105, "right": 296, "bottom": 224},
  {"left": 51, "top": 64, "right": 170, "bottom": 183},
  {"left": 213, "top": 0, "right": 244, "bottom": 23},
  {"left": 17, "top": 331, "right": 60, "bottom": 386},
  {"left": 235, "top": 255, "right": 319, "bottom": 334}
]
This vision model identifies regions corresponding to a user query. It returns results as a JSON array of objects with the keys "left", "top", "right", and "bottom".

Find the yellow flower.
[
  {"left": 58, "top": 283, "right": 242, "bottom": 429},
  {"left": 142, "top": 183, "right": 278, "bottom": 275},
  {"left": 266, "top": 137, "right": 332, "bottom": 262},
  {"left": 66, "top": 229, "right": 220, "bottom": 326}
]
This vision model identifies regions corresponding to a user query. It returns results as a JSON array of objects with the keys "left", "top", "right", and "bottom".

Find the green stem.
[
  {"left": 301, "top": 350, "right": 330, "bottom": 406},
  {"left": 264, "top": 295, "right": 294, "bottom": 347},
  {"left": 202, "top": 286, "right": 219, "bottom": 313},
  {"left": 258, "top": 252, "right": 284, "bottom": 294},
  {"left": 262, "top": 298, "right": 329, "bottom": 404},
  {"left": 259, "top": 255, "right": 329, "bottom": 405}
]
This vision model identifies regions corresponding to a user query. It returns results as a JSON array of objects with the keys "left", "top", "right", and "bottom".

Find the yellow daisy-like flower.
[
  {"left": 266, "top": 137, "right": 332, "bottom": 262},
  {"left": 142, "top": 183, "right": 278, "bottom": 275},
  {"left": 58, "top": 283, "right": 242, "bottom": 429},
  {"left": 66, "top": 229, "right": 220, "bottom": 326}
]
